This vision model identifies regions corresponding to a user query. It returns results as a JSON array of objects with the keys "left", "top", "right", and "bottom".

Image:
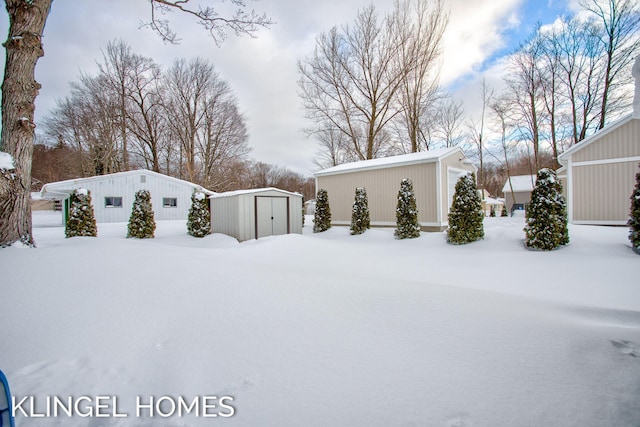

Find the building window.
[
  {"left": 163, "top": 197, "right": 178, "bottom": 208},
  {"left": 105, "top": 197, "right": 123, "bottom": 208},
  {"left": 140, "top": 175, "right": 146, "bottom": 183}
]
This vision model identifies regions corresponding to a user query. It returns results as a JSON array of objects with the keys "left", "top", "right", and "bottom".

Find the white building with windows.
[{"left": 41, "top": 169, "right": 215, "bottom": 224}]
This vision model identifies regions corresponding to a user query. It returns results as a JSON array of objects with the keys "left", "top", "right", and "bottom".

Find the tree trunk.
[{"left": 0, "top": 0, "right": 52, "bottom": 247}]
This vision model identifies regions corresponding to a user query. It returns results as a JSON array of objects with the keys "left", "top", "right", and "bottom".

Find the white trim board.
[{"left": 571, "top": 156, "right": 640, "bottom": 167}]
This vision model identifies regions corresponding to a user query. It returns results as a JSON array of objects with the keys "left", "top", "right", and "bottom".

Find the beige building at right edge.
[{"left": 558, "top": 114, "right": 640, "bottom": 225}]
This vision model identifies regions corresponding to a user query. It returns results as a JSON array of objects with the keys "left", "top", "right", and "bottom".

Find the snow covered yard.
[{"left": 1, "top": 211, "right": 639, "bottom": 426}]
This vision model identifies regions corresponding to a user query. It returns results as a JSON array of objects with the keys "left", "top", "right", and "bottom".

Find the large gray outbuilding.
[
  {"left": 314, "top": 147, "right": 476, "bottom": 231},
  {"left": 558, "top": 114, "right": 640, "bottom": 225}
]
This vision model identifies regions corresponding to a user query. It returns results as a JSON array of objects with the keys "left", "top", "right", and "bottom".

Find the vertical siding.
[
  {"left": 503, "top": 191, "right": 532, "bottom": 213},
  {"left": 213, "top": 190, "right": 302, "bottom": 242},
  {"left": 573, "top": 118, "right": 640, "bottom": 162},
  {"left": 572, "top": 161, "right": 637, "bottom": 222},
  {"left": 211, "top": 196, "right": 240, "bottom": 239},
  {"left": 288, "top": 195, "right": 303, "bottom": 234},
  {"left": 317, "top": 163, "right": 438, "bottom": 225},
  {"left": 58, "top": 173, "right": 199, "bottom": 223},
  {"left": 239, "top": 194, "right": 256, "bottom": 241}
]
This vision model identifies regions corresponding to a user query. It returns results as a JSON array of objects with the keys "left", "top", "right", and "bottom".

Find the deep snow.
[{"left": 1, "top": 212, "right": 639, "bottom": 426}]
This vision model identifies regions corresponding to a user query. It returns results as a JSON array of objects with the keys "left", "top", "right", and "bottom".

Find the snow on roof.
[
  {"left": 211, "top": 187, "right": 302, "bottom": 198},
  {"left": 484, "top": 196, "right": 504, "bottom": 205},
  {"left": 41, "top": 169, "right": 216, "bottom": 197},
  {"left": 558, "top": 113, "right": 636, "bottom": 165},
  {"left": 502, "top": 175, "right": 536, "bottom": 193},
  {"left": 314, "top": 147, "right": 468, "bottom": 176}
]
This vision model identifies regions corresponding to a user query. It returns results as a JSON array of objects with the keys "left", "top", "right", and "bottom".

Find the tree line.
[
  {"left": 299, "top": 0, "right": 639, "bottom": 192},
  {"left": 1, "top": 0, "right": 273, "bottom": 247},
  {"left": 35, "top": 40, "right": 315, "bottom": 200}
]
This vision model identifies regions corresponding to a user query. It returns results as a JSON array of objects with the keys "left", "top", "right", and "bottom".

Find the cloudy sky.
[{"left": 0, "top": 0, "right": 578, "bottom": 176}]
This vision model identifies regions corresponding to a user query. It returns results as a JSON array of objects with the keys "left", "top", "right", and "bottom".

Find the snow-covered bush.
[
  {"left": 127, "top": 189, "right": 156, "bottom": 239},
  {"left": 65, "top": 188, "right": 97, "bottom": 238},
  {"left": 313, "top": 189, "right": 332, "bottom": 233},
  {"left": 187, "top": 190, "right": 211, "bottom": 238},
  {"left": 628, "top": 164, "right": 640, "bottom": 252},
  {"left": 490, "top": 205, "right": 496, "bottom": 217},
  {"left": 501, "top": 205, "right": 508, "bottom": 217},
  {"left": 350, "top": 187, "right": 370, "bottom": 235},
  {"left": 524, "top": 168, "right": 569, "bottom": 251},
  {"left": 447, "top": 173, "right": 484, "bottom": 244},
  {"left": 395, "top": 178, "right": 420, "bottom": 239}
]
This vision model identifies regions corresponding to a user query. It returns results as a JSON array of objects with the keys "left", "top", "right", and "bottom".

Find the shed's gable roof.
[
  {"left": 502, "top": 175, "right": 536, "bottom": 193},
  {"left": 41, "top": 169, "right": 215, "bottom": 196},
  {"left": 558, "top": 114, "right": 637, "bottom": 165},
  {"left": 211, "top": 187, "right": 302, "bottom": 198},
  {"left": 314, "top": 147, "right": 467, "bottom": 177}
]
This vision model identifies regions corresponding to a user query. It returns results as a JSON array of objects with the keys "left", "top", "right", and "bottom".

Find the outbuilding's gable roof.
[
  {"left": 211, "top": 187, "right": 302, "bottom": 198},
  {"left": 502, "top": 175, "right": 536, "bottom": 193},
  {"left": 41, "top": 169, "right": 215, "bottom": 197},
  {"left": 558, "top": 113, "right": 636, "bottom": 165},
  {"left": 314, "top": 147, "right": 468, "bottom": 177}
]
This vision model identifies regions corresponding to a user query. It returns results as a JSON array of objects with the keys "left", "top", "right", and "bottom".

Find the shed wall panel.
[
  {"left": 572, "top": 161, "right": 637, "bottom": 222},
  {"left": 573, "top": 119, "right": 640, "bottom": 162},
  {"left": 211, "top": 196, "right": 239, "bottom": 238}
]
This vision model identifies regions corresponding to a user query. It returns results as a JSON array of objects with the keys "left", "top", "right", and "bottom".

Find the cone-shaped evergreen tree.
[
  {"left": 350, "top": 187, "right": 370, "bottom": 235},
  {"left": 394, "top": 178, "right": 420, "bottom": 239},
  {"left": 65, "top": 188, "right": 97, "bottom": 238},
  {"left": 524, "top": 168, "right": 569, "bottom": 250},
  {"left": 447, "top": 173, "right": 484, "bottom": 244},
  {"left": 127, "top": 189, "right": 156, "bottom": 238},
  {"left": 501, "top": 204, "right": 508, "bottom": 217},
  {"left": 187, "top": 190, "right": 211, "bottom": 237},
  {"left": 313, "top": 189, "right": 332, "bottom": 233},
  {"left": 628, "top": 164, "right": 640, "bottom": 252}
]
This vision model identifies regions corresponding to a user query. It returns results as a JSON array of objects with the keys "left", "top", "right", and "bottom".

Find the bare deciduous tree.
[
  {"left": 581, "top": 0, "right": 640, "bottom": 129},
  {"left": 432, "top": 97, "right": 465, "bottom": 149},
  {"left": 392, "top": 0, "right": 448, "bottom": 153},
  {"left": 164, "top": 57, "right": 249, "bottom": 187},
  {"left": 0, "top": 0, "right": 273, "bottom": 247},
  {"left": 300, "top": 2, "right": 447, "bottom": 164}
]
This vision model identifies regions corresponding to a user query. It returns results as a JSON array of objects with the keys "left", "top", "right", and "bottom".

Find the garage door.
[{"left": 256, "top": 196, "right": 289, "bottom": 239}]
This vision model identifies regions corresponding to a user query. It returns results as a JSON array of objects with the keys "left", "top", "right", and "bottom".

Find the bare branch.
[{"left": 144, "top": 0, "right": 275, "bottom": 45}]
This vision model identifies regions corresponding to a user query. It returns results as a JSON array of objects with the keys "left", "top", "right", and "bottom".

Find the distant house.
[
  {"left": 502, "top": 175, "right": 536, "bottom": 215},
  {"left": 41, "top": 169, "right": 215, "bottom": 224},
  {"left": 210, "top": 188, "right": 303, "bottom": 242},
  {"left": 558, "top": 114, "right": 640, "bottom": 225},
  {"left": 314, "top": 147, "right": 476, "bottom": 231},
  {"left": 478, "top": 189, "right": 505, "bottom": 216},
  {"left": 304, "top": 199, "right": 316, "bottom": 215}
]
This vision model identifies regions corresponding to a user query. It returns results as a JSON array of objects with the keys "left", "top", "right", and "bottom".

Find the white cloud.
[{"left": 439, "top": 0, "right": 524, "bottom": 85}]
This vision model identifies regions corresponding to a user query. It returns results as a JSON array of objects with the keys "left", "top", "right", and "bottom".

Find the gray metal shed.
[{"left": 210, "top": 188, "right": 303, "bottom": 242}]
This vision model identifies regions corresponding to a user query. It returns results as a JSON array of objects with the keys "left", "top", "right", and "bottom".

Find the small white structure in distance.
[
  {"left": 210, "top": 188, "right": 303, "bottom": 242},
  {"left": 502, "top": 175, "right": 536, "bottom": 215},
  {"left": 41, "top": 169, "right": 214, "bottom": 223}
]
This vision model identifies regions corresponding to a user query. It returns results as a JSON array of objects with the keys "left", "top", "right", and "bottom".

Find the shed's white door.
[{"left": 256, "top": 197, "right": 289, "bottom": 238}]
